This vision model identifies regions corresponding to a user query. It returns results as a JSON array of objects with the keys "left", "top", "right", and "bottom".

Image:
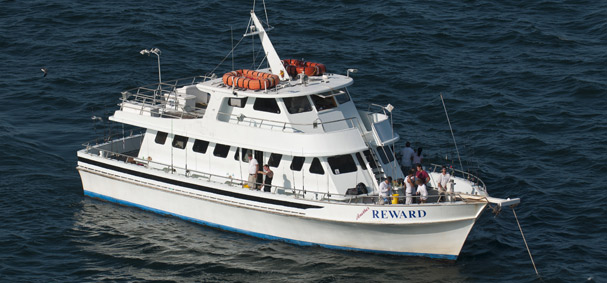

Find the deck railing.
[
  {"left": 119, "top": 76, "right": 213, "bottom": 119},
  {"left": 429, "top": 163, "right": 486, "bottom": 193},
  {"left": 80, "top": 138, "right": 472, "bottom": 205},
  {"left": 216, "top": 111, "right": 364, "bottom": 134}
]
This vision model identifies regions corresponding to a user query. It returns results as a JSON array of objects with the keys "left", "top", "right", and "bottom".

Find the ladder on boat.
[{"left": 364, "top": 147, "right": 385, "bottom": 182}]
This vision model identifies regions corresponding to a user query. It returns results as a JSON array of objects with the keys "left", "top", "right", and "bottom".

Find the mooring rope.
[{"left": 511, "top": 206, "right": 541, "bottom": 278}]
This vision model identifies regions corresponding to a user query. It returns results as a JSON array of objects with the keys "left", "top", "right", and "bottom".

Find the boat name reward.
[{"left": 371, "top": 209, "right": 427, "bottom": 219}]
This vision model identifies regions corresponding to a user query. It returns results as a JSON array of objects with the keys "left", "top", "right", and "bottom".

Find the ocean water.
[{"left": 1, "top": 0, "right": 606, "bottom": 282}]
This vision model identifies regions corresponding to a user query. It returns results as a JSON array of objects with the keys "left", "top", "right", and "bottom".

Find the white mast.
[{"left": 248, "top": 11, "right": 289, "bottom": 80}]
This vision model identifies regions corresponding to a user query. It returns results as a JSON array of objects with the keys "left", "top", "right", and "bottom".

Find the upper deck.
[
  {"left": 108, "top": 9, "right": 398, "bottom": 156},
  {"left": 197, "top": 70, "right": 353, "bottom": 99},
  {"left": 111, "top": 72, "right": 396, "bottom": 157}
]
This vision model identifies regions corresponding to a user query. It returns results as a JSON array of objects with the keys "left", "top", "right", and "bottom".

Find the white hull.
[{"left": 77, "top": 153, "right": 487, "bottom": 260}]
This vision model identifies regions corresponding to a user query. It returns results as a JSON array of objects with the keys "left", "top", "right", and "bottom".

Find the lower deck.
[{"left": 80, "top": 133, "right": 488, "bottom": 204}]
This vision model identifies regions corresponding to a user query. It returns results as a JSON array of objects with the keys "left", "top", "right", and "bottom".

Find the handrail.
[
  {"left": 83, "top": 141, "right": 335, "bottom": 201},
  {"left": 366, "top": 103, "right": 389, "bottom": 116},
  {"left": 121, "top": 75, "right": 211, "bottom": 97},
  {"left": 81, "top": 130, "right": 145, "bottom": 147},
  {"left": 119, "top": 76, "right": 213, "bottom": 119},
  {"left": 216, "top": 111, "right": 365, "bottom": 134},
  {"left": 119, "top": 101, "right": 206, "bottom": 119},
  {"left": 81, "top": 137, "right": 483, "bottom": 205},
  {"left": 345, "top": 192, "right": 467, "bottom": 204},
  {"left": 85, "top": 136, "right": 486, "bottom": 204},
  {"left": 429, "top": 163, "right": 486, "bottom": 192}
]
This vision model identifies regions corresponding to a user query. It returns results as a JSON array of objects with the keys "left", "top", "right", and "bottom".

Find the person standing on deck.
[
  {"left": 415, "top": 163, "right": 430, "bottom": 185},
  {"left": 416, "top": 178, "right": 428, "bottom": 204},
  {"left": 378, "top": 176, "right": 392, "bottom": 205},
  {"left": 400, "top": 141, "right": 415, "bottom": 174},
  {"left": 414, "top": 164, "right": 430, "bottom": 203},
  {"left": 247, "top": 153, "right": 259, "bottom": 189},
  {"left": 437, "top": 166, "right": 451, "bottom": 202},
  {"left": 405, "top": 169, "right": 416, "bottom": 205},
  {"left": 258, "top": 164, "right": 274, "bottom": 192},
  {"left": 413, "top": 147, "right": 424, "bottom": 165}
]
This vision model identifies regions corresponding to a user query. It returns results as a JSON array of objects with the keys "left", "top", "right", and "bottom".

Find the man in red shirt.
[{"left": 415, "top": 164, "right": 430, "bottom": 185}]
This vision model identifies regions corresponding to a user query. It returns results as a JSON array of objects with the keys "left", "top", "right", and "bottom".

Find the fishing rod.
[{"left": 440, "top": 93, "right": 464, "bottom": 175}]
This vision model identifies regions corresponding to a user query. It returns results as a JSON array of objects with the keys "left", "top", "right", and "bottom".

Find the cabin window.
[
  {"left": 309, "top": 157, "right": 325, "bottom": 175},
  {"left": 268, "top": 153, "right": 282, "bottom": 167},
  {"left": 335, "top": 89, "right": 351, "bottom": 104},
  {"left": 195, "top": 92, "right": 211, "bottom": 109},
  {"left": 234, "top": 147, "right": 240, "bottom": 160},
  {"left": 155, "top": 131, "right": 168, "bottom": 144},
  {"left": 239, "top": 148, "right": 251, "bottom": 162},
  {"left": 328, "top": 154, "right": 357, "bottom": 175},
  {"left": 172, "top": 135, "right": 188, "bottom": 149},
  {"left": 291, "top": 156, "right": 305, "bottom": 171},
  {"left": 311, "top": 94, "right": 337, "bottom": 111},
  {"left": 355, "top": 152, "right": 367, "bottom": 170},
  {"left": 376, "top": 146, "right": 395, "bottom": 164},
  {"left": 228, "top": 97, "right": 248, "bottom": 108},
  {"left": 253, "top": 98, "right": 281, "bottom": 114},
  {"left": 283, "top": 96, "right": 312, "bottom": 114},
  {"left": 213, "top": 143, "right": 230, "bottom": 158},
  {"left": 193, "top": 139, "right": 209, "bottom": 154},
  {"left": 362, "top": 150, "right": 378, "bottom": 169}
]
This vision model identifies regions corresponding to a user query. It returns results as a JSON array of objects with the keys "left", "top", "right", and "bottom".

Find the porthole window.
[
  {"left": 328, "top": 154, "right": 357, "bottom": 175},
  {"left": 193, "top": 139, "right": 209, "bottom": 154},
  {"left": 213, "top": 143, "right": 230, "bottom": 158},
  {"left": 268, "top": 153, "right": 282, "bottom": 167},
  {"left": 155, "top": 132, "right": 168, "bottom": 144},
  {"left": 309, "top": 157, "right": 325, "bottom": 175},
  {"left": 172, "top": 135, "right": 188, "bottom": 149},
  {"left": 291, "top": 156, "right": 305, "bottom": 171},
  {"left": 283, "top": 96, "right": 312, "bottom": 114},
  {"left": 253, "top": 98, "right": 281, "bottom": 114}
]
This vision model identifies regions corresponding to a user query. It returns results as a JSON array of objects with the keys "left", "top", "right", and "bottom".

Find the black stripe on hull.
[{"left": 78, "top": 157, "right": 323, "bottom": 210}]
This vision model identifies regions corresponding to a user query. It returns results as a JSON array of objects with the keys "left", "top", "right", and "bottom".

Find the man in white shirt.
[
  {"left": 437, "top": 166, "right": 451, "bottom": 202},
  {"left": 400, "top": 142, "right": 415, "bottom": 173},
  {"left": 378, "top": 176, "right": 392, "bottom": 205},
  {"left": 247, "top": 153, "right": 259, "bottom": 189}
]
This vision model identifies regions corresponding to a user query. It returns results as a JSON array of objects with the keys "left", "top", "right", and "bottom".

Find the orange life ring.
[
  {"left": 222, "top": 69, "right": 280, "bottom": 90},
  {"left": 281, "top": 59, "right": 326, "bottom": 77}
]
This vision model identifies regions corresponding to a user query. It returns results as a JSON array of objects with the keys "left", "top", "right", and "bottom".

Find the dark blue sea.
[{"left": 1, "top": 0, "right": 606, "bottom": 282}]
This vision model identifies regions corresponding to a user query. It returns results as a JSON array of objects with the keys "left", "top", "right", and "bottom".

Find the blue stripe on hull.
[{"left": 83, "top": 190, "right": 458, "bottom": 260}]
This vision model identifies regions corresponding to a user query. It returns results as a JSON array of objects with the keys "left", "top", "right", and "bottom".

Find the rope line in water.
[{"left": 512, "top": 206, "right": 541, "bottom": 279}]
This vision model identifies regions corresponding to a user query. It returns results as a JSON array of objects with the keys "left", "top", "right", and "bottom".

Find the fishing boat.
[{"left": 76, "top": 9, "right": 519, "bottom": 260}]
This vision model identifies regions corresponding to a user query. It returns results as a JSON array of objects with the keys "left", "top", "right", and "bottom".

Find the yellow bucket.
[{"left": 392, "top": 194, "right": 399, "bottom": 204}]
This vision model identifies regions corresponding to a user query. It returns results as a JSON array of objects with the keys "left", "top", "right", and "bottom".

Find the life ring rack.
[
  {"left": 222, "top": 69, "right": 280, "bottom": 91},
  {"left": 281, "top": 59, "right": 326, "bottom": 77}
]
